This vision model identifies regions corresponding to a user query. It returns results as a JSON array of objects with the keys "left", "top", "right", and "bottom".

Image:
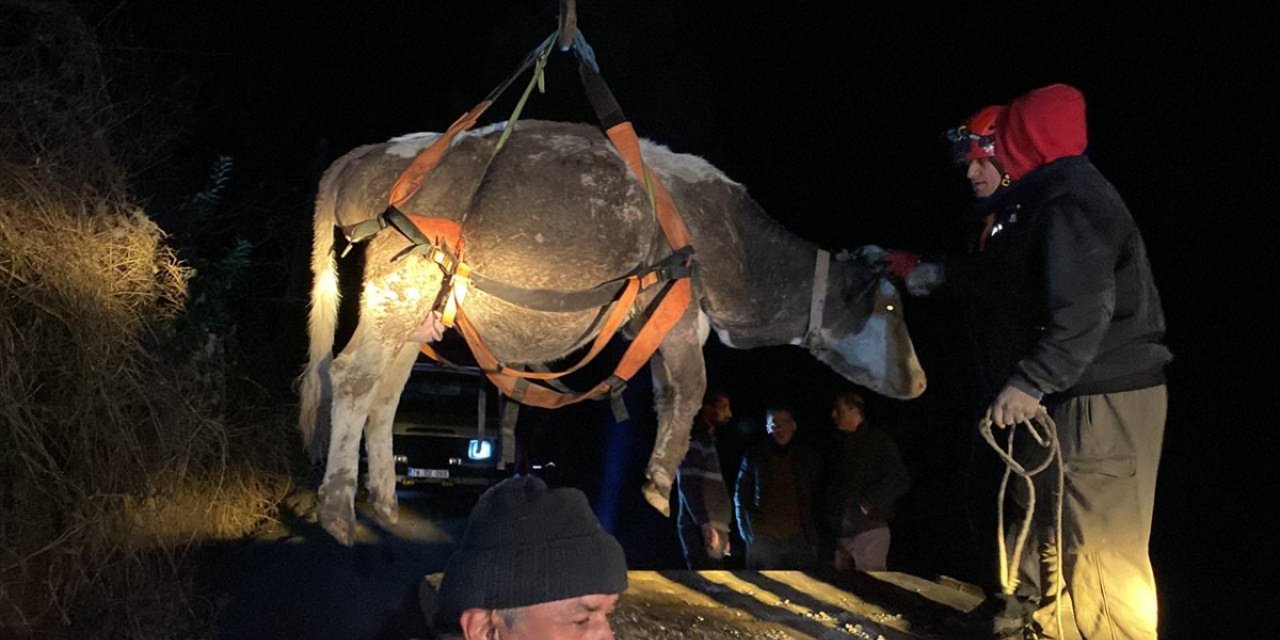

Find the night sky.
[{"left": 76, "top": 1, "right": 1275, "bottom": 635}]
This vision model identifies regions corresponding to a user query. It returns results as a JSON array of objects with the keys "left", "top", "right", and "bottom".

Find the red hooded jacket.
[{"left": 995, "top": 83, "right": 1088, "bottom": 181}]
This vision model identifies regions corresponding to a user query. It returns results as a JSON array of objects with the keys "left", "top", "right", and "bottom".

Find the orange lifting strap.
[{"left": 386, "top": 34, "right": 694, "bottom": 410}]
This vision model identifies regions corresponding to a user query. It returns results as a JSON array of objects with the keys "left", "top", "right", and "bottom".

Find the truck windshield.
[{"left": 398, "top": 376, "right": 483, "bottom": 426}]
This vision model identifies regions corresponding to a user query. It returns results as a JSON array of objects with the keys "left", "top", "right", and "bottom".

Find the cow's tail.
[{"left": 297, "top": 153, "right": 350, "bottom": 462}]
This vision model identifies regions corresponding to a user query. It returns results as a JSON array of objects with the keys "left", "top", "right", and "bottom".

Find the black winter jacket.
[
  {"left": 820, "top": 425, "right": 910, "bottom": 538},
  {"left": 950, "top": 155, "right": 1172, "bottom": 398},
  {"left": 735, "top": 439, "right": 820, "bottom": 543}
]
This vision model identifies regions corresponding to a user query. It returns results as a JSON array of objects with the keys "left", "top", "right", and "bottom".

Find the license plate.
[{"left": 407, "top": 468, "right": 449, "bottom": 479}]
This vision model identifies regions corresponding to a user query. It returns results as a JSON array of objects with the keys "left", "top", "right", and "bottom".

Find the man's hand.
[
  {"left": 409, "top": 310, "right": 447, "bottom": 343},
  {"left": 701, "top": 523, "right": 721, "bottom": 554},
  {"left": 834, "top": 548, "right": 853, "bottom": 572},
  {"left": 985, "top": 384, "right": 1042, "bottom": 428},
  {"left": 706, "top": 522, "right": 727, "bottom": 558}
]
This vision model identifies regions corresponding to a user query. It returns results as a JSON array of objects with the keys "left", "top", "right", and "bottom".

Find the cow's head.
[{"left": 810, "top": 263, "right": 927, "bottom": 400}]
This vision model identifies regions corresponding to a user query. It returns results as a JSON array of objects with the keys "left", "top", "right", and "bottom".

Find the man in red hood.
[{"left": 973, "top": 84, "right": 1170, "bottom": 639}]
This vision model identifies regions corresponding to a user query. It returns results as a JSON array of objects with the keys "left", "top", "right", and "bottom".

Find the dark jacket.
[
  {"left": 735, "top": 439, "right": 820, "bottom": 544},
  {"left": 677, "top": 421, "right": 732, "bottom": 531},
  {"left": 950, "top": 85, "right": 1171, "bottom": 398},
  {"left": 820, "top": 425, "right": 910, "bottom": 538}
]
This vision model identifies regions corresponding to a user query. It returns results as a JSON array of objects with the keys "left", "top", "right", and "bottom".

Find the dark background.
[{"left": 71, "top": 1, "right": 1275, "bottom": 636}]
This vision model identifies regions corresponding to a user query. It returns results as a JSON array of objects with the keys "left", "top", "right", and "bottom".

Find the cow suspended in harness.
[{"left": 297, "top": 32, "right": 926, "bottom": 545}]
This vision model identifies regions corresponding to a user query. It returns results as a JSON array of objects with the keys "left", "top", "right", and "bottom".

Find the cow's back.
[{"left": 450, "top": 121, "right": 657, "bottom": 290}]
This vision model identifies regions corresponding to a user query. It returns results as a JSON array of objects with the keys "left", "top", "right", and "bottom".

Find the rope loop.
[{"left": 979, "top": 407, "right": 1066, "bottom": 638}]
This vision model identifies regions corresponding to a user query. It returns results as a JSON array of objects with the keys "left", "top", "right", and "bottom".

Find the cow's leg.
[
  {"left": 318, "top": 322, "right": 399, "bottom": 546},
  {"left": 362, "top": 341, "right": 419, "bottom": 527},
  {"left": 642, "top": 304, "right": 707, "bottom": 517}
]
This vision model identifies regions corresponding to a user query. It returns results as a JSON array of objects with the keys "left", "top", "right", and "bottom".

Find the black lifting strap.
[
  {"left": 338, "top": 215, "right": 388, "bottom": 258},
  {"left": 339, "top": 205, "right": 446, "bottom": 262},
  {"left": 570, "top": 31, "right": 626, "bottom": 131},
  {"left": 527, "top": 362, "right": 575, "bottom": 394},
  {"left": 499, "top": 395, "right": 519, "bottom": 469},
  {"left": 605, "top": 374, "right": 629, "bottom": 423},
  {"left": 468, "top": 246, "right": 695, "bottom": 313},
  {"left": 469, "top": 272, "right": 623, "bottom": 313}
]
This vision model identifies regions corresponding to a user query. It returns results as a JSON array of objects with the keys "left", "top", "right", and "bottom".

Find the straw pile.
[{"left": 0, "top": 166, "right": 296, "bottom": 637}]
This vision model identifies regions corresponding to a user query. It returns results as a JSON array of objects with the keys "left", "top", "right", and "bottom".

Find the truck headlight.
[
  {"left": 393, "top": 454, "right": 408, "bottom": 464},
  {"left": 467, "top": 439, "right": 493, "bottom": 461}
]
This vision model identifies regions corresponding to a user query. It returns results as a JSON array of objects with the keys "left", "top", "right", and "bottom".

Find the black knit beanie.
[{"left": 434, "top": 476, "right": 628, "bottom": 630}]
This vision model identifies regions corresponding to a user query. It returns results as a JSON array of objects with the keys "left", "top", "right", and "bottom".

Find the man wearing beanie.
[{"left": 430, "top": 475, "right": 628, "bottom": 639}]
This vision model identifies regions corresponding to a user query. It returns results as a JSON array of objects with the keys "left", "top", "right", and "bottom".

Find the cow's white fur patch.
[
  {"left": 466, "top": 121, "right": 507, "bottom": 139},
  {"left": 384, "top": 132, "right": 443, "bottom": 158},
  {"left": 640, "top": 140, "right": 737, "bottom": 185},
  {"left": 829, "top": 279, "right": 902, "bottom": 384},
  {"left": 834, "top": 313, "right": 887, "bottom": 383},
  {"left": 697, "top": 309, "right": 714, "bottom": 345},
  {"left": 383, "top": 122, "right": 509, "bottom": 159},
  {"left": 705, "top": 310, "right": 736, "bottom": 348}
]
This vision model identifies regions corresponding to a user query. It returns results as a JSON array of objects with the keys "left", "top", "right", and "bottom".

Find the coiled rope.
[{"left": 979, "top": 407, "right": 1065, "bottom": 638}]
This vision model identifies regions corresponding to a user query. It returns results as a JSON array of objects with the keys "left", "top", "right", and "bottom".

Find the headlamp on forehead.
[
  {"left": 947, "top": 126, "right": 996, "bottom": 165},
  {"left": 946, "top": 104, "right": 1004, "bottom": 165}
]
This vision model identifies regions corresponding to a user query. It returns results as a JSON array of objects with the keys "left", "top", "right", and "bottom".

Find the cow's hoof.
[
  {"left": 317, "top": 485, "right": 356, "bottom": 547},
  {"left": 319, "top": 506, "right": 355, "bottom": 547},
  {"left": 371, "top": 498, "right": 400, "bottom": 528},
  {"left": 641, "top": 479, "right": 671, "bottom": 518}
]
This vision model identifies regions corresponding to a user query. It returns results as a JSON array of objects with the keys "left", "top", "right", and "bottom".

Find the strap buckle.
[
  {"left": 338, "top": 216, "right": 390, "bottom": 257},
  {"left": 604, "top": 375, "right": 629, "bottom": 422}
]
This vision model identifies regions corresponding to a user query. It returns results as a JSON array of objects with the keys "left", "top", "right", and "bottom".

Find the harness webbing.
[
  {"left": 469, "top": 247, "right": 692, "bottom": 313},
  {"left": 606, "top": 122, "right": 692, "bottom": 250},
  {"left": 456, "top": 276, "right": 691, "bottom": 410},
  {"left": 388, "top": 32, "right": 558, "bottom": 211},
  {"left": 372, "top": 29, "right": 695, "bottom": 410}
]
